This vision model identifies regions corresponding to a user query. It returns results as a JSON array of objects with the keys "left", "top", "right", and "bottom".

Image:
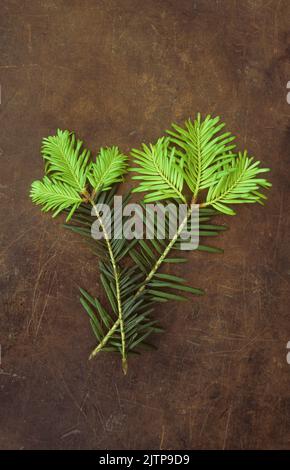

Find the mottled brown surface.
[{"left": 0, "top": 0, "right": 290, "bottom": 450}]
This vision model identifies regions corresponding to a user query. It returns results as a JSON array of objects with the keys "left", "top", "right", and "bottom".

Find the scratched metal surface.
[{"left": 0, "top": 0, "right": 289, "bottom": 450}]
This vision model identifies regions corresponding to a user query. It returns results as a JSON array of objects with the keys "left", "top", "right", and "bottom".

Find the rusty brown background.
[{"left": 0, "top": 0, "right": 290, "bottom": 450}]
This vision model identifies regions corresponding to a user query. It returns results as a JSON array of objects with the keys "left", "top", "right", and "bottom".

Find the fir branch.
[
  {"left": 30, "top": 116, "right": 271, "bottom": 374},
  {"left": 31, "top": 130, "right": 130, "bottom": 373}
]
